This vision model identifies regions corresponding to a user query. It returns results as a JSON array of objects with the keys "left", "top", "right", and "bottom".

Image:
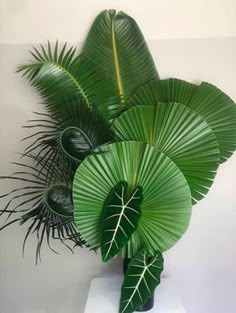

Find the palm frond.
[
  {"left": 22, "top": 103, "right": 113, "bottom": 182},
  {"left": 0, "top": 154, "right": 87, "bottom": 263},
  {"left": 73, "top": 141, "right": 192, "bottom": 258},
  {"left": 129, "top": 78, "right": 236, "bottom": 162},
  {"left": 113, "top": 104, "right": 220, "bottom": 203},
  {"left": 82, "top": 10, "right": 159, "bottom": 107},
  {"left": 17, "top": 42, "right": 120, "bottom": 121}
]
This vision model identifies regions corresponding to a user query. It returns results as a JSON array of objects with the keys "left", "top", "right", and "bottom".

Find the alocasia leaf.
[
  {"left": 119, "top": 249, "right": 164, "bottom": 313},
  {"left": 101, "top": 182, "right": 143, "bottom": 262}
]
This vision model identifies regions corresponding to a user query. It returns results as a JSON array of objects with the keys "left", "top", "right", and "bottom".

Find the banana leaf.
[{"left": 82, "top": 10, "right": 159, "bottom": 108}]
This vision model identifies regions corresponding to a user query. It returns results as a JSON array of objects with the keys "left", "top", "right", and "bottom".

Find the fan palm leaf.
[
  {"left": 17, "top": 42, "right": 120, "bottom": 121},
  {"left": 112, "top": 103, "right": 220, "bottom": 203},
  {"left": 82, "top": 10, "right": 158, "bottom": 107},
  {"left": 129, "top": 78, "right": 236, "bottom": 162},
  {"left": 73, "top": 141, "right": 192, "bottom": 258}
]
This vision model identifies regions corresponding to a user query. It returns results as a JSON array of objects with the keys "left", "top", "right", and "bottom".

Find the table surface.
[{"left": 84, "top": 276, "right": 186, "bottom": 313}]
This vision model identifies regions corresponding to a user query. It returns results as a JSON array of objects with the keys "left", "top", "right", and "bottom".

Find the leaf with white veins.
[
  {"left": 119, "top": 250, "right": 164, "bottom": 313},
  {"left": 101, "top": 182, "right": 143, "bottom": 262}
]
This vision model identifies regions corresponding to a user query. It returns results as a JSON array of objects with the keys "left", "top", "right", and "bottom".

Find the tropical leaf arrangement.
[{"left": 1, "top": 9, "right": 236, "bottom": 313}]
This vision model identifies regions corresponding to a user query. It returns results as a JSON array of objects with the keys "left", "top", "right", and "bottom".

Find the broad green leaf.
[
  {"left": 73, "top": 141, "right": 192, "bottom": 257},
  {"left": 119, "top": 249, "right": 164, "bottom": 313},
  {"left": 101, "top": 182, "right": 142, "bottom": 262},
  {"left": 113, "top": 104, "right": 220, "bottom": 203},
  {"left": 17, "top": 42, "right": 120, "bottom": 121},
  {"left": 82, "top": 10, "right": 158, "bottom": 107},
  {"left": 129, "top": 78, "right": 236, "bottom": 162}
]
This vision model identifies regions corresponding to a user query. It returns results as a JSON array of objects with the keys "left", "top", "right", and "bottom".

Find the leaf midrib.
[
  {"left": 111, "top": 17, "right": 125, "bottom": 106},
  {"left": 104, "top": 187, "right": 139, "bottom": 261},
  {"left": 122, "top": 255, "right": 156, "bottom": 313},
  {"left": 104, "top": 187, "right": 127, "bottom": 260},
  {"left": 41, "top": 61, "right": 91, "bottom": 108}
]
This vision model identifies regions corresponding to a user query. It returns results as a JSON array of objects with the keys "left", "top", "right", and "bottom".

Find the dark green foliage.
[
  {"left": 60, "top": 127, "right": 92, "bottom": 160},
  {"left": 119, "top": 249, "right": 164, "bottom": 313},
  {"left": 47, "top": 185, "right": 74, "bottom": 217},
  {"left": 22, "top": 104, "right": 113, "bottom": 182},
  {"left": 0, "top": 154, "right": 87, "bottom": 263}
]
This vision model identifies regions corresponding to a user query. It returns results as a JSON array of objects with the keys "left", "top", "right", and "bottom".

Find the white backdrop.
[
  {"left": 0, "top": 1, "right": 236, "bottom": 313},
  {"left": 1, "top": 0, "right": 236, "bottom": 43}
]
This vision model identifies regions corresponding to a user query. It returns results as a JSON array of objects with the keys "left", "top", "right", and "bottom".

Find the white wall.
[
  {"left": 1, "top": 0, "right": 236, "bottom": 43},
  {"left": 0, "top": 1, "right": 236, "bottom": 313}
]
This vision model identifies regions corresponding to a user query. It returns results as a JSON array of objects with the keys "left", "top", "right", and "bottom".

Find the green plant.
[
  {"left": 0, "top": 154, "right": 86, "bottom": 263},
  {"left": 120, "top": 250, "right": 164, "bottom": 313},
  {"left": 1, "top": 9, "right": 236, "bottom": 313},
  {"left": 73, "top": 141, "right": 192, "bottom": 258},
  {"left": 82, "top": 10, "right": 158, "bottom": 106}
]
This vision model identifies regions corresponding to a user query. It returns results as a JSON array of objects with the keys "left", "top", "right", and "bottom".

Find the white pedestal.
[{"left": 84, "top": 277, "right": 186, "bottom": 313}]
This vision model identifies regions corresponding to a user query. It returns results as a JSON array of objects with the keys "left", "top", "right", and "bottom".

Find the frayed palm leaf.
[
  {"left": 0, "top": 154, "right": 87, "bottom": 264},
  {"left": 17, "top": 41, "right": 120, "bottom": 121},
  {"left": 22, "top": 103, "right": 113, "bottom": 182}
]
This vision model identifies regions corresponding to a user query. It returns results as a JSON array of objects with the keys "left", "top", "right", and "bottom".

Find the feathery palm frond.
[
  {"left": 17, "top": 42, "right": 120, "bottom": 121},
  {"left": 22, "top": 103, "right": 114, "bottom": 182},
  {"left": 0, "top": 154, "right": 87, "bottom": 263}
]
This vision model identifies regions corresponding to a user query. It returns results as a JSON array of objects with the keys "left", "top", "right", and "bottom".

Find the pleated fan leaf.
[
  {"left": 101, "top": 182, "right": 142, "bottom": 262},
  {"left": 119, "top": 249, "right": 164, "bottom": 313},
  {"left": 17, "top": 42, "right": 120, "bottom": 121},
  {"left": 188, "top": 82, "right": 236, "bottom": 162},
  {"left": 82, "top": 10, "right": 159, "bottom": 107},
  {"left": 129, "top": 78, "right": 236, "bottom": 162},
  {"left": 129, "top": 78, "right": 197, "bottom": 106},
  {"left": 73, "top": 141, "right": 192, "bottom": 258},
  {"left": 113, "top": 104, "right": 220, "bottom": 203}
]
